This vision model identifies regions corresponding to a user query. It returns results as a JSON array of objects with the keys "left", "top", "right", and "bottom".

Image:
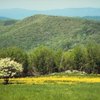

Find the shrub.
[
  {"left": 0, "top": 58, "right": 23, "bottom": 84},
  {"left": 28, "top": 46, "right": 56, "bottom": 75},
  {"left": 0, "top": 47, "right": 28, "bottom": 76}
]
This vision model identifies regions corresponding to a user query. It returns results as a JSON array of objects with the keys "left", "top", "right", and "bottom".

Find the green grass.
[{"left": 0, "top": 83, "right": 100, "bottom": 100}]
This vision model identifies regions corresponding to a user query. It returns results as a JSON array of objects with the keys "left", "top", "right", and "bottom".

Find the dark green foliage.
[
  {"left": 0, "top": 43, "right": 100, "bottom": 75},
  {"left": 59, "top": 43, "right": 100, "bottom": 74},
  {"left": 28, "top": 46, "right": 56, "bottom": 75},
  {"left": 0, "top": 18, "right": 17, "bottom": 26},
  {"left": 3, "top": 20, "right": 17, "bottom": 26},
  {"left": 28, "top": 43, "right": 100, "bottom": 74},
  {"left": 54, "top": 49, "right": 63, "bottom": 71},
  {"left": 60, "top": 51, "right": 75, "bottom": 71},
  {"left": 59, "top": 46, "right": 87, "bottom": 71},
  {"left": 72, "top": 46, "right": 87, "bottom": 71},
  {"left": 84, "top": 43, "right": 100, "bottom": 74}
]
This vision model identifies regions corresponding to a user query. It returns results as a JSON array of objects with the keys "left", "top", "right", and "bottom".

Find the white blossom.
[{"left": 0, "top": 58, "right": 23, "bottom": 78}]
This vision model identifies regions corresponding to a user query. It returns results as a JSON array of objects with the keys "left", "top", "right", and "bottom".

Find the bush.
[
  {"left": 28, "top": 46, "right": 56, "bottom": 75},
  {"left": 84, "top": 43, "right": 100, "bottom": 74},
  {"left": 0, "top": 47, "right": 28, "bottom": 76},
  {"left": 0, "top": 58, "right": 23, "bottom": 84},
  {"left": 60, "top": 51, "right": 75, "bottom": 71}
]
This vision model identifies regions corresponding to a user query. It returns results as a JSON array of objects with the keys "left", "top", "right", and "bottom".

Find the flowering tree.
[{"left": 0, "top": 58, "right": 23, "bottom": 84}]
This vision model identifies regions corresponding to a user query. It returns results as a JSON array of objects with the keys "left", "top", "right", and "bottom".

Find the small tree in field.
[{"left": 0, "top": 58, "right": 23, "bottom": 84}]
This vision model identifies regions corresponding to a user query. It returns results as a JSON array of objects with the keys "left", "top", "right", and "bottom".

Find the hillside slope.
[{"left": 0, "top": 15, "right": 100, "bottom": 50}]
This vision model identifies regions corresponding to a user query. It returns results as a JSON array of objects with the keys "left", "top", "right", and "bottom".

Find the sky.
[{"left": 0, "top": 0, "right": 100, "bottom": 10}]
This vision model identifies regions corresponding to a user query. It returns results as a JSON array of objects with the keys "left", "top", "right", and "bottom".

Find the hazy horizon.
[
  {"left": 0, "top": 7, "right": 100, "bottom": 11},
  {"left": 0, "top": 0, "right": 100, "bottom": 10}
]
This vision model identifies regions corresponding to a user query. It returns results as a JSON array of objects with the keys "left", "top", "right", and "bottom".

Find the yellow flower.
[{"left": 6, "top": 75, "right": 100, "bottom": 84}]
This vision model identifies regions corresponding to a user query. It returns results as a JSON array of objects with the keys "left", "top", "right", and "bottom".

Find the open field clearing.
[
  {"left": 0, "top": 74, "right": 100, "bottom": 84},
  {"left": 0, "top": 74, "right": 100, "bottom": 100},
  {"left": 1, "top": 76, "right": 100, "bottom": 84},
  {"left": 0, "top": 83, "right": 100, "bottom": 100}
]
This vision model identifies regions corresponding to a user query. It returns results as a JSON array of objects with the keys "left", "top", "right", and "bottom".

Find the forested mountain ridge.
[{"left": 0, "top": 14, "right": 100, "bottom": 50}]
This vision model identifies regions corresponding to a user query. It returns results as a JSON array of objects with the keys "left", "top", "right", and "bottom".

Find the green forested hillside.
[
  {"left": 0, "top": 14, "right": 100, "bottom": 50},
  {"left": 0, "top": 18, "right": 18, "bottom": 36}
]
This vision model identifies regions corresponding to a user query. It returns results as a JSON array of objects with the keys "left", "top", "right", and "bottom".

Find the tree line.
[{"left": 0, "top": 43, "right": 100, "bottom": 77}]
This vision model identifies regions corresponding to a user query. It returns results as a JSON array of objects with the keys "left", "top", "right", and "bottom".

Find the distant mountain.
[
  {"left": 0, "top": 14, "right": 100, "bottom": 50},
  {"left": 0, "top": 8, "right": 39, "bottom": 19},
  {"left": 0, "top": 16, "right": 18, "bottom": 26},
  {"left": 0, "top": 17, "right": 11, "bottom": 20},
  {"left": 0, "top": 8, "right": 100, "bottom": 19}
]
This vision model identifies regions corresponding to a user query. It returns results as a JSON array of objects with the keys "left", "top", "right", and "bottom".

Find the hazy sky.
[{"left": 0, "top": 0, "right": 100, "bottom": 10}]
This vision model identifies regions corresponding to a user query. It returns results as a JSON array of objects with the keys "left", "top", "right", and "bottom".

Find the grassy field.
[
  {"left": 0, "top": 83, "right": 100, "bottom": 100},
  {"left": 0, "top": 74, "right": 100, "bottom": 100}
]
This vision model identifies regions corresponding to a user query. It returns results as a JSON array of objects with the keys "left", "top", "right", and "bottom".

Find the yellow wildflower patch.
[
  {"left": 6, "top": 76, "right": 100, "bottom": 84},
  {"left": 0, "top": 75, "right": 100, "bottom": 84}
]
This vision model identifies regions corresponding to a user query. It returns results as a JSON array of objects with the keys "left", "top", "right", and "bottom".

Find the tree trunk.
[{"left": 3, "top": 78, "right": 9, "bottom": 85}]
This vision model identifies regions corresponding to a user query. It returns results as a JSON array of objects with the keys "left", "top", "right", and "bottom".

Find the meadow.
[{"left": 0, "top": 73, "right": 100, "bottom": 100}]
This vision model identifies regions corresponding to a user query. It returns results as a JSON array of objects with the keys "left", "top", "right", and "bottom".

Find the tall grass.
[{"left": 0, "top": 83, "right": 100, "bottom": 100}]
